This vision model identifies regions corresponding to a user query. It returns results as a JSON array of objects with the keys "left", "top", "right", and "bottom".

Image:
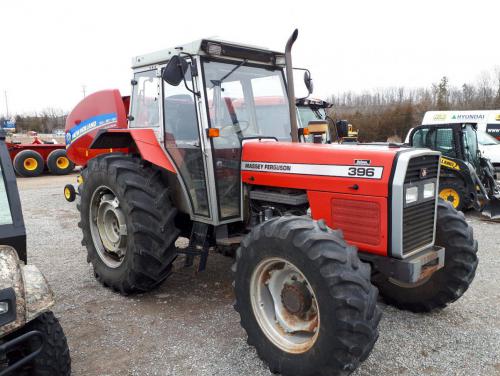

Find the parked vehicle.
[
  {"left": 0, "top": 130, "right": 71, "bottom": 375},
  {"left": 63, "top": 31, "right": 478, "bottom": 375},
  {"left": 477, "top": 130, "right": 500, "bottom": 180},
  {"left": 422, "top": 110, "right": 500, "bottom": 140},
  {"left": 407, "top": 122, "right": 500, "bottom": 218},
  {"left": 7, "top": 137, "right": 74, "bottom": 177}
]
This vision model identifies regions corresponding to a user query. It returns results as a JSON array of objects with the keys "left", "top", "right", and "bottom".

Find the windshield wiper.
[{"left": 211, "top": 59, "right": 248, "bottom": 88}]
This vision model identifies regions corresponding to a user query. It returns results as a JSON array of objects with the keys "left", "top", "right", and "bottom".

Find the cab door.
[{"left": 162, "top": 64, "right": 211, "bottom": 219}]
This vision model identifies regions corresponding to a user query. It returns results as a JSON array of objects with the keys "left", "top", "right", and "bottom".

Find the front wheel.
[
  {"left": 374, "top": 199, "right": 478, "bottom": 312},
  {"left": 233, "top": 216, "right": 381, "bottom": 376},
  {"left": 3, "top": 312, "right": 71, "bottom": 376}
]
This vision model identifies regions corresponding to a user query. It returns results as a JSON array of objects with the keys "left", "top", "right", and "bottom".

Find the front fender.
[
  {"left": 21, "top": 264, "right": 54, "bottom": 321},
  {"left": 0, "top": 246, "right": 54, "bottom": 337},
  {"left": 0, "top": 246, "right": 26, "bottom": 336}
]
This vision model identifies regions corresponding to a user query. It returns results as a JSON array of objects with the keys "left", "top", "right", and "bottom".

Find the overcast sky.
[{"left": 0, "top": 0, "right": 499, "bottom": 115}]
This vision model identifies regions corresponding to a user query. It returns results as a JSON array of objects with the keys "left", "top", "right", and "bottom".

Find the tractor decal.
[
  {"left": 241, "top": 161, "right": 384, "bottom": 179},
  {"left": 66, "top": 112, "right": 117, "bottom": 146},
  {"left": 440, "top": 157, "right": 460, "bottom": 171}
]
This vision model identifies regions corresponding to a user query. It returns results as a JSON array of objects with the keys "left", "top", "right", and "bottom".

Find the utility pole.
[
  {"left": 4, "top": 90, "right": 8, "bottom": 118},
  {"left": 82, "top": 85, "right": 87, "bottom": 98}
]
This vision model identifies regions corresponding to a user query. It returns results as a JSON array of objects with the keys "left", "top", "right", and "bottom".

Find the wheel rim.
[
  {"left": 89, "top": 186, "right": 128, "bottom": 268},
  {"left": 64, "top": 187, "right": 71, "bottom": 200},
  {"left": 250, "top": 257, "right": 320, "bottom": 354},
  {"left": 56, "top": 156, "right": 70, "bottom": 169},
  {"left": 23, "top": 157, "right": 38, "bottom": 171},
  {"left": 439, "top": 188, "right": 460, "bottom": 208}
]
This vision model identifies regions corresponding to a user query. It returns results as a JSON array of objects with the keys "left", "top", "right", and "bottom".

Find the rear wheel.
[
  {"left": 13, "top": 150, "right": 44, "bottom": 177},
  {"left": 234, "top": 216, "right": 381, "bottom": 376},
  {"left": 78, "top": 153, "right": 180, "bottom": 294},
  {"left": 373, "top": 199, "right": 478, "bottom": 312},
  {"left": 47, "top": 149, "right": 75, "bottom": 175},
  {"left": 438, "top": 179, "right": 466, "bottom": 211}
]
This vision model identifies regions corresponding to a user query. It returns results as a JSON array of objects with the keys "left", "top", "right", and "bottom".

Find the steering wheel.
[{"left": 219, "top": 120, "right": 251, "bottom": 136}]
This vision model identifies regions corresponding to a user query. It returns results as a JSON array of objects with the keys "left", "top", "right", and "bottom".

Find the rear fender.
[{"left": 90, "top": 128, "right": 176, "bottom": 173}]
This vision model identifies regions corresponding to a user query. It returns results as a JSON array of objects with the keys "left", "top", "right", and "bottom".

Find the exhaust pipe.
[{"left": 285, "top": 29, "right": 299, "bottom": 142}]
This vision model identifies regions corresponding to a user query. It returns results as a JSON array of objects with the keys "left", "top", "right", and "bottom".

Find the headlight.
[
  {"left": 423, "top": 182, "right": 435, "bottom": 199},
  {"left": 0, "top": 301, "right": 8, "bottom": 314},
  {"left": 405, "top": 186, "right": 419, "bottom": 204}
]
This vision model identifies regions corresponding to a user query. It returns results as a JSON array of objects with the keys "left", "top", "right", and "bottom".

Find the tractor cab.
[{"left": 125, "top": 39, "right": 296, "bottom": 223}]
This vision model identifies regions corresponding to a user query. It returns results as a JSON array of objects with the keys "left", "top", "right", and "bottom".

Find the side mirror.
[
  {"left": 162, "top": 55, "right": 188, "bottom": 86},
  {"left": 304, "top": 71, "right": 313, "bottom": 95}
]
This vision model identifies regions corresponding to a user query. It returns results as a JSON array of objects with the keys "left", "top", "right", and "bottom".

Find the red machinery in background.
[{"left": 6, "top": 135, "right": 74, "bottom": 177}]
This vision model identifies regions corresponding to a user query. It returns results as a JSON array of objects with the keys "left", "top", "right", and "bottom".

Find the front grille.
[
  {"left": 404, "top": 155, "right": 439, "bottom": 184},
  {"left": 402, "top": 155, "right": 439, "bottom": 255},
  {"left": 403, "top": 200, "right": 435, "bottom": 254}
]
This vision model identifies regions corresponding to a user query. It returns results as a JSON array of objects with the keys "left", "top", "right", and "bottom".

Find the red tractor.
[
  {"left": 7, "top": 137, "right": 74, "bottom": 177},
  {"left": 64, "top": 31, "right": 478, "bottom": 375}
]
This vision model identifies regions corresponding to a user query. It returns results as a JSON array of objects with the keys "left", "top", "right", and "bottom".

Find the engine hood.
[{"left": 241, "top": 141, "right": 412, "bottom": 197}]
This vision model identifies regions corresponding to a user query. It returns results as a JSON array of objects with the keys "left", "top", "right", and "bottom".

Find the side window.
[
  {"left": 0, "top": 165, "right": 13, "bottom": 225},
  {"left": 435, "top": 128, "right": 456, "bottom": 157},
  {"left": 411, "top": 129, "right": 428, "bottom": 148},
  {"left": 130, "top": 70, "right": 160, "bottom": 128}
]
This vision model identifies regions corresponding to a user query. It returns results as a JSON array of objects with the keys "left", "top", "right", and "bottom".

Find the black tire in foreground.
[
  {"left": 233, "top": 216, "right": 381, "bottom": 376},
  {"left": 13, "top": 150, "right": 44, "bottom": 177},
  {"left": 5, "top": 311, "right": 71, "bottom": 376},
  {"left": 438, "top": 179, "right": 467, "bottom": 211},
  {"left": 78, "top": 153, "right": 180, "bottom": 294},
  {"left": 374, "top": 199, "right": 478, "bottom": 312},
  {"left": 47, "top": 149, "right": 75, "bottom": 175}
]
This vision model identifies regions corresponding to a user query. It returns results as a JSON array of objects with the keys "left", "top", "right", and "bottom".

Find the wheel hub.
[{"left": 281, "top": 281, "right": 312, "bottom": 316}]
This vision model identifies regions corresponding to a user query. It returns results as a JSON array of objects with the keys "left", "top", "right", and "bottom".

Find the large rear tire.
[
  {"left": 78, "top": 153, "right": 180, "bottom": 294},
  {"left": 233, "top": 216, "right": 381, "bottom": 376},
  {"left": 373, "top": 199, "right": 478, "bottom": 312}
]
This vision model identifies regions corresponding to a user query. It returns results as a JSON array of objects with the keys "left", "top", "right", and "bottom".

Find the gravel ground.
[{"left": 17, "top": 174, "right": 500, "bottom": 376}]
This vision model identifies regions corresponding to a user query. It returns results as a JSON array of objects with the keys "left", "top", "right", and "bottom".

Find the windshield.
[
  {"left": 297, "top": 106, "right": 325, "bottom": 128},
  {"left": 477, "top": 130, "right": 500, "bottom": 145},
  {"left": 203, "top": 60, "right": 291, "bottom": 140}
]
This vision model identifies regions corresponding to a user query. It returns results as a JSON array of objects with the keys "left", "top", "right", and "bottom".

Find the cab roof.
[{"left": 132, "top": 38, "right": 284, "bottom": 69}]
